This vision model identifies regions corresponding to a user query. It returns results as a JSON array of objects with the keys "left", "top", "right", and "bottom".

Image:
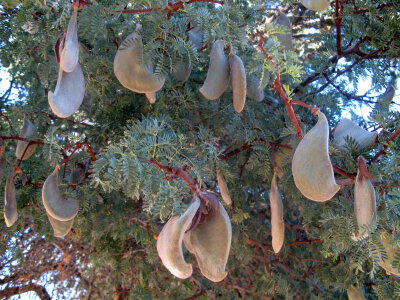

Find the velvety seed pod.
[
  {"left": 156, "top": 198, "right": 200, "bottom": 279},
  {"left": 42, "top": 166, "right": 79, "bottom": 221},
  {"left": 172, "top": 61, "right": 191, "bottom": 85},
  {"left": 351, "top": 171, "right": 376, "bottom": 241},
  {"left": 375, "top": 234, "right": 400, "bottom": 276},
  {"left": 273, "top": 12, "right": 294, "bottom": 51},
  {"left": 300, "top": 0, "right": 330, "bottom": 12},
  {"left": 270, "top": 173, "right": 284, "bottom": 253},
  {"left": 347, "top": 285, "right": 366, "bottom": 300},
  {"left": 0, "top": 151, "right": 4, "bottom": 185},
  {"left": 333, "top": 119, "right": 377, "bottom": 149},
  {"left": 229, "top": 54, "right": 246, "bottom": 113},
  {"left": 145, "top": 92, "right": 156, "bottom": 104},
  {"left": 199, "top": 40, "right": 230, "bottom": 100},
  {"left": 47, "top": 213, "right": 73, "bottom": 238},
  {"left": 114, "top": 24, "right": 165, "bottom": 94},
  {"left": 188, "top": 26, "right": 203, "bottom": 49},
  {"left": 184, "top": 202, "right": 232, "bottom": 282},
  {"left": 246, "top": 77, "right": 264, "bottom": 102},
  {"left": 48, "top": 63, "right": 85, "bottom": 118},
  {"left": 60, "top": 7, "right": 79, "bottom": 73},
  {"left": 216, "top": 167, "right": 232, "bottom": 205},
  {"left": 292, "top": 111, "right": 340, "bottom": 201},
  {"left": 4, "top": 173, "right": 17, "bottom": 227},
  {"left": 15, "top": 118, "right": 38, "bottom": 160},
  {"left": 375, "top": 84, "right": 395, "bottom": 112}
]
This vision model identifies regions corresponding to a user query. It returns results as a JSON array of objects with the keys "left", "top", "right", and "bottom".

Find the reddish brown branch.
[
  {"left": 352, "top": 3, "right": 399, "bottom": 14},
  {"left": 287, "top": 239, "right": 322, "bottom": 246},
  {"left": 0, "top": 136, "right": 45, "bottom": 145},
  {"left": 334, "top": 0, "right": 343, "bottom": 55},
  {"left": 332, "top": 165, "right": 356, "bottom": 179},
  {"left": 0, "top": 111, "right": 13, "bottom": 130},
  {"left": 357, "top": 156, "right": 371, "bottom": 180},
  {"left": 370, "top": 127, "right": 400, "bottom": 163},
  {"left": 120, "top": 0, "right": 224, "bottom": 14}
]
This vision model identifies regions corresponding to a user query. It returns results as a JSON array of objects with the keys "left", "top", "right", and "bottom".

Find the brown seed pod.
[
  {"left": 333, "top": 119, "right": 377, "bottom": 149},
  {"left": 156, "top": 197, "right": 200, "bottom": 279},
  {"left": 292, "top": 111, "right": 340, "bottom": 201},
  {"left": 145, "top": 92, "right": 156, "bottom": 104},
  {"left": 300, "top": 0, "right": 330, "bottom": 12},
  {"left": 172, "top": 61, "right": 191, "bottom": 85},
  {"left": 199, "top": 40, "right": 230, "bottom": 100},
  {"left": 216, "top": 167, "right": 232, "bottom": 205},
  {"left": 42, "top": 166, "right": 79, "bottom": 221},
  {"left": 4, "top": 173, "right": 17, "bottom": 227},
  {"left": 273, "top": 12, "right": 294, "bottom": 51},
  {"left": 229, "top": 54, "right": 246, "bottom": 113},
  {"left": 47, "top": 213, "right": 74, "bottom": 238},
  {"left": 270, "top": 173, "right": 284, "bottom": 253},
  {"left": 60, "top": 7, "right": 79, "bottom": 73},
  {"left": 183, "top": 202, "right": 232, "bottom": 282},
  {"left": 246, "top": 77, "right": 264, "bottom": 102},
  {"left": 188, "top": 26, "right": 203, "bottom": 49},
  {"left": 0, "top": 147, "right": 4, "bottom": 185},
  {"left": 347, "top": 285, "right": 366, "bottom": 300},
  {"left": 375, "top": 233, "right": 400, "bottom": 276},
  {"left": 114, "top": 24, "right": 165, "bottom": 94},
  {"left": 15, "top": 117, "right": 38, "bottom": 160}
]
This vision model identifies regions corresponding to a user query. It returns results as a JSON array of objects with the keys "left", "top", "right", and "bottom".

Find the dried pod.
[
  {"left": 270, "top": 173, "right": 284, "bottom": 253},
  {"left": 375, "top": 234, "right": 400, "bottom": 276},
  {"left": 0, "top": 149, "right": 4, "bottom": 185},
  {"left": 145, "top": 92, "right": 156, "bottom": 104},
  {"left": 172, "top": 61, "right": 191, "bottom": 85},
  {"left": 114, "top": 24, "right": 165, "bottom": 94},
  {"left": 47, "top": 213, "right": 73, "bottom": 238},
  {"left": 184, "top": 202, "right": 232, "bottom": 282},
  {"left": 229, "top": 54, "right": 246, "bottom": 113},
  {"left": 333, "top": 119, "right": 377, "bottom": 149},
  {"left": 156, "top": 197, "right": 200, "bottom": 279},
  {"left": 273, "top": 12, "right": 294, "bottom": 51},
  {"left": 4, "top": 173, "right": 17, "bottom": 227},
  {"left": 300, "top": 0, "right": 330, "bottom": 12},
  {"left": 60, "top": 7, "right": 79, "bottom": 73},
  {"left": 347, "top": 285, "right": 366, "bottom": 300},
  {"left": 15, "top": 117, "right": 38, "bottom": 160},
  {"left": 375, "top": 83, "right": 396, "bottom": 112},
  {"left": 292, "top": 111, "right": 340, "bottom": 201},
  {"left": 199, "top": 40, "right": 230, "bottom": 100},
  {"left": 246, "top": 77, "right": 264, "bottom": 102},
  {"left": 48, "top": 63, "right": 85, "bottom": 118},
  {"left": 188, "top": 25, "right": 203, "bottom": 49},
  {"left": 216, "top": 167, "right": 232, "bottom": 205},
  {"left": 351, "top": 170, "right": 376, "bottom": 241},
  {"left": 42, "top": 166, "right": 79, "bottom": 221}
]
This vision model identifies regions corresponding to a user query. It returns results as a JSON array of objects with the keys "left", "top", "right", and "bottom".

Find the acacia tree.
[{"left": 0, "top": 0, "right": 399, "bottom": 299}]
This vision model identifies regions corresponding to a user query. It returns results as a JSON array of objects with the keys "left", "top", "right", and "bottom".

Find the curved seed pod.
[
  {"left": 273, "top": 12, "right": 294, "bottom": 51},
  {"left": 247, "top": 77, "right": 264, "bottom": 102},
  {"left": 42, "top": 166, "right": 79, "bottom": 221},
  {"left": 300, "top": 0, "right": 330, "bottom": 12},
  {"left": 347, "top": 285, "right": 366, "bottom": 300},
  {"left": 114, "top": 24, "right": 165, "bottom": 94},
  {"left": 60, "top": 7, "right": 79, "bottom": 73},
  {"left": 270, "top": 173, "right": 284, "bottom": 253},
  {"left": 216, "top": 167, "right": 232, "bottom": 205},
  {"left": 172, "top": 61, "right": 191, "bottom": 85},
  {"left": 292, "top": 111, "right": 340, "bottom": 201},
  {"left": 229, "top": 54, "right": 246, "bottom": 113},
  {"left": 156, "top": 198, "right": 200, "bottom": 279},
  {"left": 352, "top": 170, "right": 376, "bottom": 241},
  {"left": 375, "top": 84, "right": 396, "bottom": 112},
  {"left": 4, "top": 173, "right": 17, "bottom": 227},
  {"left": 48, "top": 63, "right": 85, "bottom": 118},
  {"left": 0, "top": 149, "right": 4, "bottom": 185},
  {"left": 15, "top": 118, "right": 38, "bottom": 160},
  {"left": 47, "top": 213, "right": 73, "bottom": 238},
  {"left": 333, "top": 119, "right": 377, "bottom": 149},
  {"left": 375, "top": 234, "right": 400, "bottom": 276},
  {"left": 188, "top": 26, "right": 203, "bottom": 49},
  {"left": 199, "top": 40, "right": 230, "bottom": 100},
  {"left": 145, "top": 92, "right": 156, "bottom": 104},
  {"left": 185, "top": 203, "right": 232, "bottom": 282}
]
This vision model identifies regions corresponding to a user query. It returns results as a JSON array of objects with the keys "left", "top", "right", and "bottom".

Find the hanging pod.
[
  {"left": 300, "top": 0, "right": 330, "bottom": 12},
  {"left": 247, "top": 77, "right": 264, "bottom": 102},
  {"left": 4, "top": 173, "right": 17, "bottom": 227},
  {"left": 375, "top": 233, "right": 400, "bottom": 276},
  {"left": 347, "top": 285, "right": 366, "bottom": 300},
  {"left": 199, "top": 40, "right": 230, "bottom": 100},
  {"left": 375, "top": 83, "right": 396, "bottom": 112},
  {"left": 229, "top": 54, "right": 246, "bottom": 113},
  {"left": 0, "top": 143, "right": 4, "bottom": 184},
  {"left": 188, "top": 26, "right": 203, "bottom": 50},
  {"left": 114, "top": 24, "right": 165, "bottom": 94},
  {"left": 172, "top": 60, "right": 191, "bottom": 85},
  {"left": 60, "top": 7, "right": 79, "bottom": 73},
  {"left": 183, "top": 202, "right": 232, "bottom": 282},
  {"left": 156, "top": 197, "right": 200, "bottom": 279},
  {"left": 333, "top": 119, "right": 377, "bottom": 149},
  {"left": 145, "top": 92, "right": 156, "bottom": 104},
  {"left": 42, "top": 166, "right": 79, "bottom": 221},
  {"left": 292, "top": 111, "right": 340, "bottom": 201},
  {"left": 47, "top": 213, "right": 73, "bottom": 238},
  {"left": 270, "top": 173, "right": 284, "bottom": 253},
  {"left": 15, "top": 117, "right": 37, "bottom": 160},
  {"left": 216, "top": 166, "right": 232, "bottom": 205},
  {"left": 273, "top": 12, "right": 294, "bottom": 51}
]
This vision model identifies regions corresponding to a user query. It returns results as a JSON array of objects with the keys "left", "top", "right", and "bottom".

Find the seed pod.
[
  {"left": 184, "top": 202, "right": 232, "bottom": 282},
  {"left": 188, "top": 26, "right": 203, "bottom": 49},
  {"left": 15, "top": 117, "right": 38, "bottom": 160},
  {"left": 42, "top": 166, "right": 79, "bottom": 221},
  {"left": 145, "top": 92, "right": 156, "bottom": 104},
  {"left": 300, "top": 0, "right": 330, "bottom": 12},
  {"left": 172, "top": 61, "right": 191, "bottom": 85},
  {"left": 114, "top": 24, "right": 165, "bottom": 94},
  {"left": 333, "top": 119, "right": 377, "bottom": 149},
  {"left": 156, "top": 197, "right": 200, "bottom": 279},
  {"left": 216, "top": 167, "right": 232, "bottom": 205},
  {"left": 0, "top": 147, "right": 4, "bottom": 185},
  {"left": 347, "top": 285, "right": 366, "bottom": 300},
  {"left": 375, "top": 234, "right": 400, "bottom": 276},
  {"left": 229, "top": 54, "right": 246, "bottom": 113},
  {"left": 60, "top": 7, "right": 79, "bottom": 73},
  {"left": 247, "top": 77, "right": 264, "bottom": 102},
  {"left": 351, "top": 169, "right": 376, "bottom": 241},
  {"left": 292, "top": 111, "right": 340, "bottom": 201},
  {"left": 199, "top": 40, "right": 230, "bottom": 100},
  {"left": 273, "top": 12, "right": 293, "bottom": 51},
  {"left": 375, "top": 84, "right": 396, "bottom": 112},
  {"left": 48, "top": 63, "right": 85, "bottom": 118},
  {"left": 270, "top": 173, "right": 284, "bottom": 253},
  {"left": 4, "top": 173, "right": 17, "bottom": 227},
  {"left": 47, "top": 213, "right": 73, "bottom": 238}
]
